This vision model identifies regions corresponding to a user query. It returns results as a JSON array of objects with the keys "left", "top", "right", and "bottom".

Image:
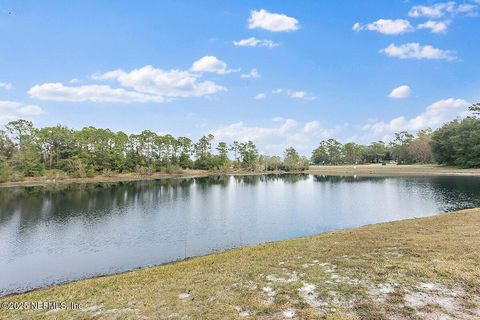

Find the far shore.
[
  {"left": 307, "top": 163, "right": 480, "bottom": 176},
  {"left": 0, "top": 169, "right": 293, "bottom": 188},
  {"left": 0, "top": 164, "right": 479, "bottom": 188},
  {"left": 0, "top": 169, "right": 211, "bottom": 188}
]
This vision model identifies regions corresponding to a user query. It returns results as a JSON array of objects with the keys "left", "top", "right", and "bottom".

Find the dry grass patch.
[{"left": 307, "top": 164, "right": 480, "bottom": 176}]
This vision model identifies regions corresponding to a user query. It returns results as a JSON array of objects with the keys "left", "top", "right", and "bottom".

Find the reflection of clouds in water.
[{"left": 0, "top": 175, "right": 479, "bottom": 295}]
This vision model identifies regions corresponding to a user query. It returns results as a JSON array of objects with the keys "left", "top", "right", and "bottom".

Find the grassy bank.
[
  {"left": 307, "top": 164, "right": 480, "bottom": 176},
  {"left": 1, "top": 209, "right": 479, "bottom": 319}
]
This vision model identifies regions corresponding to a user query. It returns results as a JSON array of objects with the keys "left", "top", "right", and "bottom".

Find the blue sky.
[{"left": 1, "top": 0, "right": 479, "bottom": 155}]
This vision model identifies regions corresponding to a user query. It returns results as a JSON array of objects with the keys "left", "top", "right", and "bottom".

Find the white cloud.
[
  {"left": 273, "top": 88, "right": 316, "bottom": 100},
  {"left": 0, "top": 82, "right": 13, "bottom": 90},
  {"left": 380, "top": 43, "right": 457, "bottom": 60},
  {"left": 29, "top": 83, "right": 165, "bottom": 103},
  {"left": 30, "top": 63, "right": 227, "bottom": 103},
  {"left": 248, "top": 9, "right": 299, "bottom": 32},
  {"left": 241, "top": 68, "right": 260, "bottom": 79},
  {"left": 361, "top": 98, "right": 469, "bottom": 137},
  {"left": 0, "top": 100, "right": 43, "bottom": 124},
  {"left": 18, "top": 104, "right": 43, "bottom": 115},
  {"left": 303, "top": 121, "right": 321, "bottom": 133},
  {"left": 290, "top": 91, "right": 314, "bottom": 100},
  {"left": 409, "top": 2, "right": 455, "bottom": 18},
  {"left": 254, "top": 93, "right": 266, "bottom": 100},
  {"left": 352, "top": 22, "right": 362, "bottom": 32},
  {"left": 353, "top": 19, "right": 414, "bottom": 35},
  {"left": 233, "top": 37, "right": 280, "bottom": 48},
  {"left": 417, "top": 20, "right": 450, "bottom": 33},
  {"left": 92, "top": 65, "right": 225, "bottom": 97},
  {"left": 456, "top": 4, "right": 478, "bottom": 15},
  {"left": 191, "top": 56, "right": 235, "bottom": 74},
  {"left": 213, "top": 118, "right": 338, "bottom": 155},
  {"left": 272, "top": 116, "right": 284, "bottom": 122},
  {"left": 409, "top": 2, "right": 478, "bottom": 18},
  {"left": 69, "top": 78, "right": 82, "bottom": 84},
  {"left": 388, "top": 85, "right": 412, "bottom": 99}
]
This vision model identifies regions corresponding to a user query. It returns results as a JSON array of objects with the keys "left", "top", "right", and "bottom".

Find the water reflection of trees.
[
  {"left": 402, "top": 176, "right": 480, "bottom": 211},
  {"left": 0, "top": 174, "right": 311, "bottom": 226},
  {"left": 2, "top": 175, "right": 479, "bottom": 236},
  {"left": 233, "top": 173, "right": 309, "bottom": 185},
  {"left": 193, "top": 175, "right": 230, "bottom": 187},
  {"left": 312, "top": 175, "right": 386, "bottom": 183},
  {"left": 0, "top": 178, "right": 197, "bottom": 229}
]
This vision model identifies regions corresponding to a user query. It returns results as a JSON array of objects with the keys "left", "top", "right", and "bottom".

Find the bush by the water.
[{"left": 431, "top": 116, "right": 480, "bottom": 168}]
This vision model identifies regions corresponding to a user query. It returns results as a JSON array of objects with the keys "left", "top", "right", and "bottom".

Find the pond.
[{"left": 1, "top": 174, "right": 479, "bottom": 295}]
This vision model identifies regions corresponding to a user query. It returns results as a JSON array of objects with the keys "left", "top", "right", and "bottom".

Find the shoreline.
[
  {"left": 1, "top": 208, "right": 479, "bottom": 319},
  {"left": 0, "top": 207, "right": 463, "bottom": 298},
  {"left": 307, "top": 164, "right": 480, "bottom": 177},
  {"left": 0, "top": 170, "right": 301, "bottom": 188},
  {"left": 0, "top": 164, "right": 479, "bottom": 188},
  {"left": 0, "top": 206, "right": 473, "bottom": 298},
  {"left": 0, "top": 170, "right": 212, "bottom": 188}
]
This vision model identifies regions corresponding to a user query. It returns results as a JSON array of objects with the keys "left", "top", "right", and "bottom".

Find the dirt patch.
[{"left": 403, "top": 283, "right": 479, "bottom": 320}]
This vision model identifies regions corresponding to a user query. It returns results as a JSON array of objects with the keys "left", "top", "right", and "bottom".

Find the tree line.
[
  {"left": 311, "top": 103, "right": 480, "bottom": 168},
  {"left": 0, "top": 121, "right": 309, "bottom": 182},
  {"left": 311, "top": 129, "right": 434, "bottom": 165},
  {"left": 0, "top": 103, "right": 478, "bottom": 182}
]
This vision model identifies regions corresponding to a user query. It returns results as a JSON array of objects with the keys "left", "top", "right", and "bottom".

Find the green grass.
[{"left": 1, "top": 209, "right": 479, "bottom": 319}]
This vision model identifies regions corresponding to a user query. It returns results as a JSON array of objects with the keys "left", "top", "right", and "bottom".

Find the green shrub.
[
  {"left": 135, "top": 165, "right": 154, "bottom": 176},
  {"left": 164, "top": 165, "right": 183, "bottom": 174},
  {"left": 44, "top": 169, "right": 68, "bottom": 180},
  {"left": 0, "top": 165, "right": 24, "bottom": 182},
  {"left": 102, "top": 168, "right": 115, "bottom": 177}
]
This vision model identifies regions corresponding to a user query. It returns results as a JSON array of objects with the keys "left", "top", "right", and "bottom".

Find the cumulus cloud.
[
  {"left": 30, "top": 63, "right": 227, "bottom": 103},
  {"left": 191, "top": 56, "right": 236, "bottom": 74},
  {"left": 254, "top": 93, "right": 266, "bottom": 100},
  {"left": 0, "top": 82, "right": 13, "bottom": 90},
  {"left": 29, "top": 83, "right": 165, "bottom": 103},
  {"left": 241, "top": 69, "right": 260, "bottom": 79},
  {"left": 0, "top": 100, "right": 43, "bottom": 124},
  {"left": 290, "top": 91, "right": 315, "bottom": 100},
  {"left": 213, "top": 118, "right": 338, "bottom": 155},
  {"left": 408, "top": 2, "right": 478, "bottom": 18},
  {"left": 233, "top": 37, "right": 280, "bottom": 48},
  {"left": 417, "top": 20, "right": 450, "bottom": 33},
  {"left": 456, "top": 4, "right": 479, "bottom": 15},
  {"left": 380, "top": 43, "right": 457, "bottom": 60},
  {"left": 273, "top": 88, "right": 316, "bottom": 100},
  {"left": 353, "top": 19, "right": 414, "bottom": 35},
  {"left": 92, "top": 65, "right": 225, "bottom": 97},
  {"left": 388, "top": 85, "right": 412, "bottom": 99},
  {"left": 248, "top": 9, "right": 299, "bottom": 32},
  {"left": 361, "top": 98, "right": 469, "bottom": 137},
  {"left": 303, "top": 121, "right": 322, "bottom": 133},
  {"left": 69, "top": 78, "right": 82, "bottom": 84},
  {"left": 409, "top": 2, "right": 455, "bottom": 18},
  {"left": 272, "top": 116, "right": 284, "bottom": 122}
]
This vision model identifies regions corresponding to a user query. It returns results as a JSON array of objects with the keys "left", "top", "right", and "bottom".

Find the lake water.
[{"left": 1, "top": 174, "right": 479, "bottom": 295}]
